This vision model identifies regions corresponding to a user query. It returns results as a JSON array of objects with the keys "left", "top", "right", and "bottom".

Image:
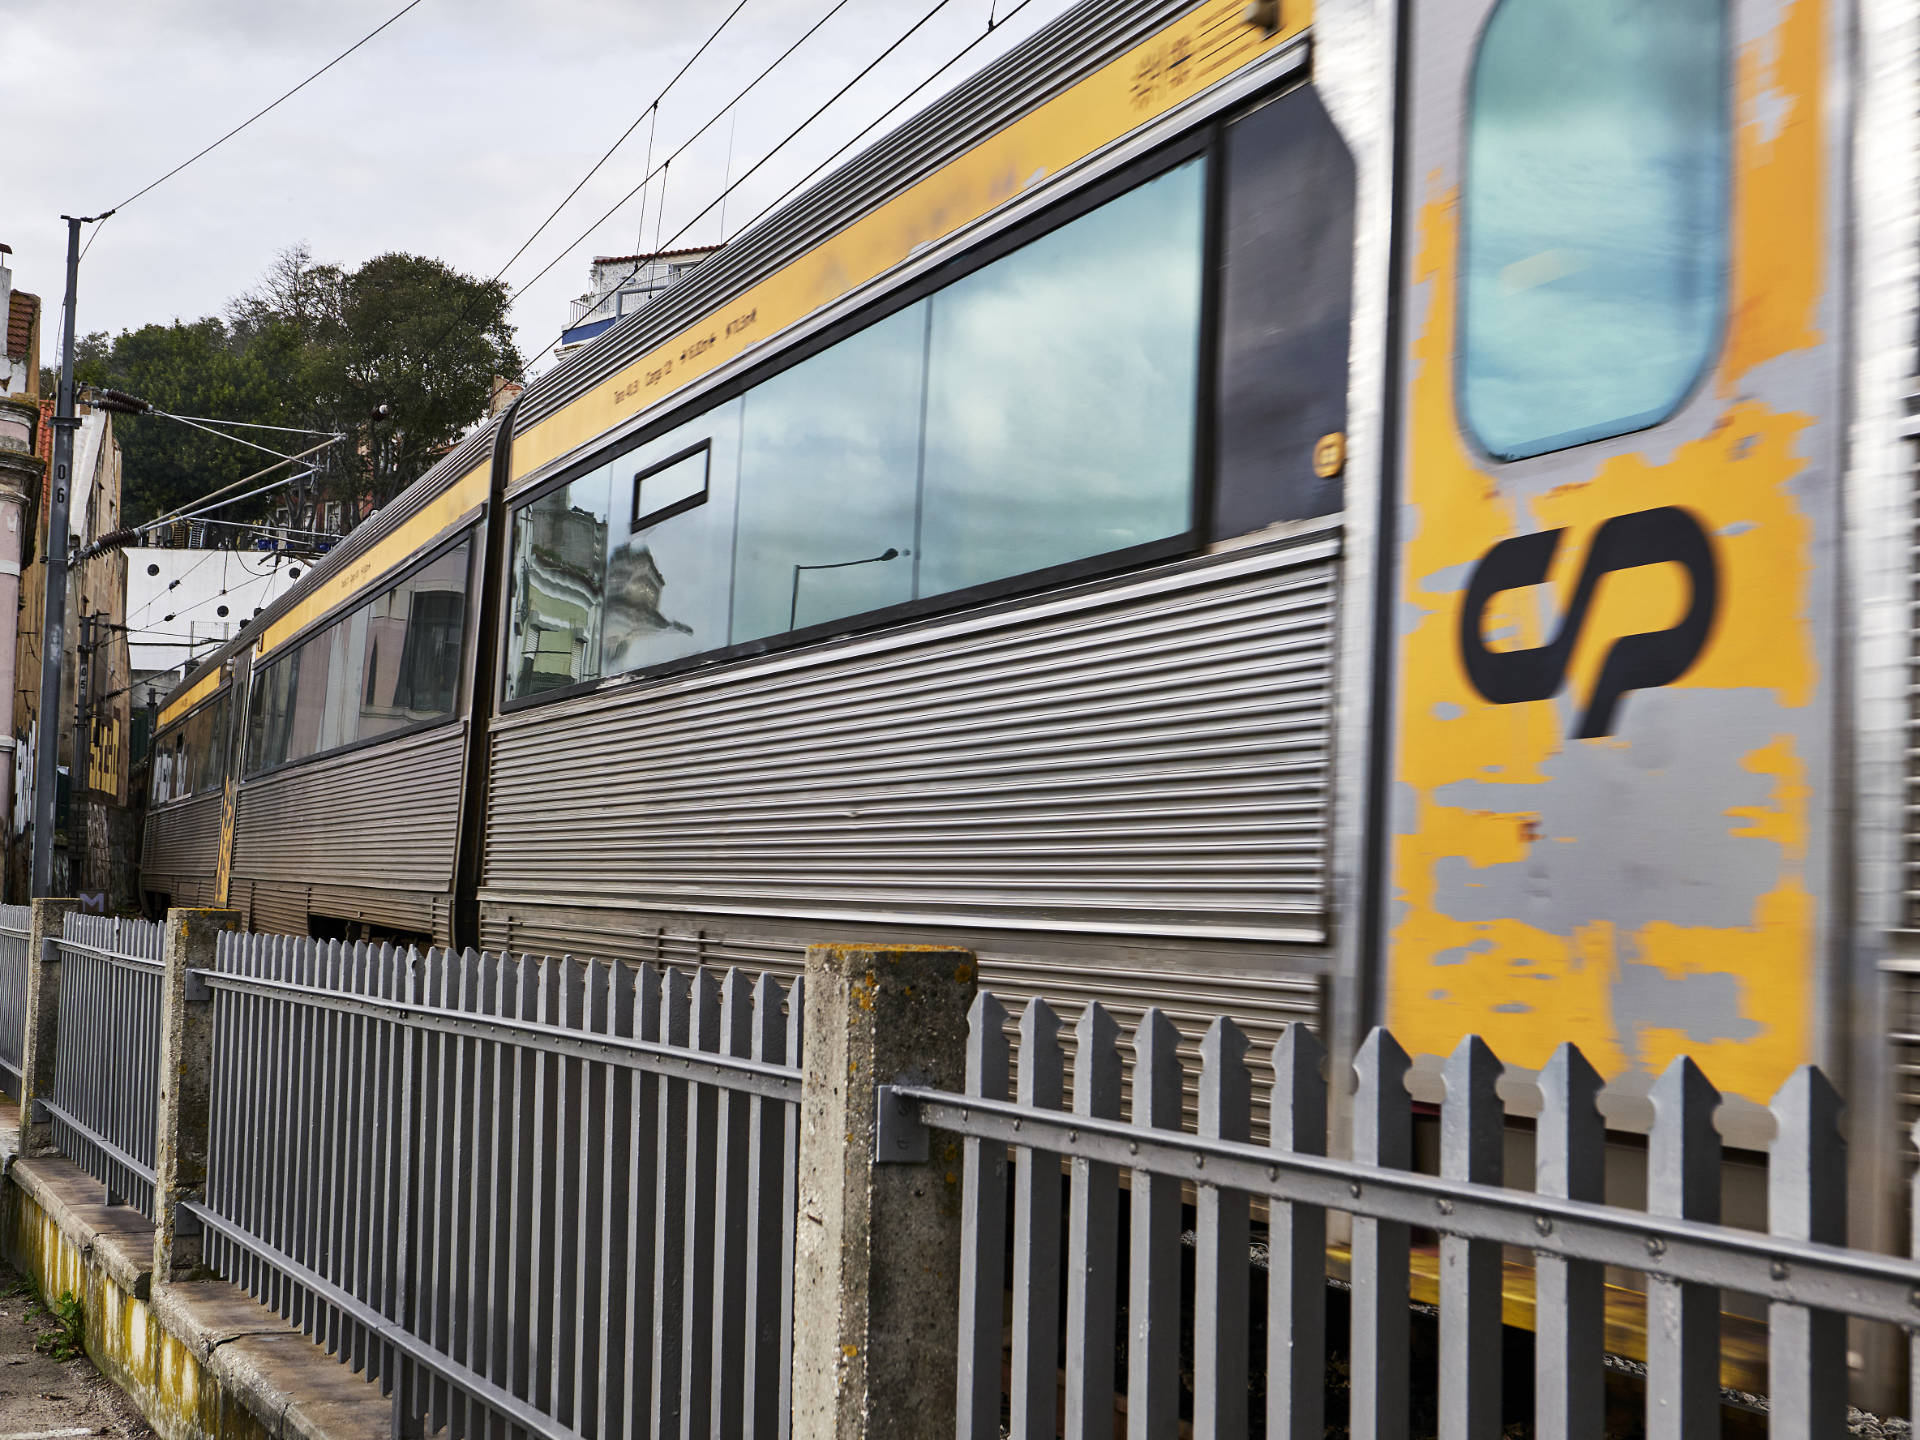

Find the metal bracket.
[
  {"left": 39, "top": 937, "right": 59, "bottom": 966},
  {"left": 184, "top": 967, "right": 212, "bottom": 1005},
  {"left": 873, "top": 1084, "right": 928, "bottom": 1164}
]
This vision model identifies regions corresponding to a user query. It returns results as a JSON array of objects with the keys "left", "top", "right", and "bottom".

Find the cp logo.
[{"left": 1458, "top": 506, "right": 1718, "bottom": 739}]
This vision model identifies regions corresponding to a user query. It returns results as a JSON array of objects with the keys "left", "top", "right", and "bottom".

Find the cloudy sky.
[{"left": 0, "top": 0, "right": 1077, "bottom": 380}]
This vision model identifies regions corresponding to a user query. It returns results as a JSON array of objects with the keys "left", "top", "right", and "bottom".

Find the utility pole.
[{"left": 33, "top": 213, "right": 107, "bottom": 897}]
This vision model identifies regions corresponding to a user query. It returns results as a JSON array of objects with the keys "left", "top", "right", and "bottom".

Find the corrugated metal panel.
[
  {"left": 483, "top": 530, "right": 1337, "bottom": 944},
  {"left": 139, "top": 794, "right": 222, "bottom": 890},
  {"left": 477, "top": 901, "right": 1318, "bottom": 1139},
  {"left": 515, "top": 0, "right": 1245, "bottom": 437},
  {"left": 232, "top": 722, "right": 467, "bottom": 892},
  {"left": 249, "top": 884, "right": 309, "bottom": 938}
]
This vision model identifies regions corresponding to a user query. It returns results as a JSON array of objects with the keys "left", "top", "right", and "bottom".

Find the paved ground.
[{"left": 0, "top": 1265, "right": 150, "bottom": 1440}]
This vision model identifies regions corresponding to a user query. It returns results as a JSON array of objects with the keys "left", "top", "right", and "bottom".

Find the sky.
[{"left": 0, "top": 0, "right": 1078, "bottom": 383}]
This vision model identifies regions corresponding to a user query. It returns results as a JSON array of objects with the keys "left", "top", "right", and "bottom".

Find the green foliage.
[
  {"left": 68, "top": 245, "right": 520, "bottom": 528},
  {"left": 30, "top": 1290, "right": 82, "bottom": 1362}
]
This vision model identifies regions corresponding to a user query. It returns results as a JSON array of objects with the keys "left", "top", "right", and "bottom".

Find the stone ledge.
[
  {"left": 7, "top": 1150, "right": 154, "bottom": 1301},
  {"left": 0, "top": 1103, "right": 388, "bottom": 1440}
]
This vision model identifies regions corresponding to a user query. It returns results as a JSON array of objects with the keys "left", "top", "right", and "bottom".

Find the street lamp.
[{"left": 788, "top": 547, "right": 902, "bottom": 633}]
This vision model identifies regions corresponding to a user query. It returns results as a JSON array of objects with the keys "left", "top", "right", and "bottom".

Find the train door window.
[
  {"left": 507, "top": 467, "right": 613, "bottom": 699},
  {"left": 603, "top": 402, "right": 742, "bottom": 675},
  {"left": 916, "top": 156, "right": 1206, "bottom": 597},
  {"left": 318, "top": 610, "right": 370, "bottom": 754},
  {"left": 245, "top": 648, "right": 297, "bottom": 773},
  {"left": 1460, "top": 0, "right": 1728, "bottom": 460},
  {"left": 732, "top": 306, "right": 924, "bottom": 644}
]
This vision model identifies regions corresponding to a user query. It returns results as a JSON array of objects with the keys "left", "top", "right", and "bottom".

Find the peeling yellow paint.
[{"left": 1387, "top": 0, "right": 1829, "bottom": 1104}]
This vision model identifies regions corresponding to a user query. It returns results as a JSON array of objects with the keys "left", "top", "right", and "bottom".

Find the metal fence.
[
  {"left": 47, "top": 912, "right": 165, "bottom": 1219},
  {"left": 900, "top": 996, "right": 1920, "bottom": 1440},
  {"left": 192, "top": 935, "right": 804, "bottom": 1440},
  {"left": 0, "top": 904, "right": 31, "bottom": 1098}
]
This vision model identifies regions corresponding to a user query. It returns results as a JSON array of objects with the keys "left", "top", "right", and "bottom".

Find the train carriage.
[{"left": 142, "top": 0, "right": 1919, "bottom": 1333}]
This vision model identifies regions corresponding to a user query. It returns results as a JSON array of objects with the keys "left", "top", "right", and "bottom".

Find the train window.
[
  {"left": 918, "top": 157, "right": 1205, "bottom": 596},
  {"left": 1460, "top": 0, "right": 1728, "bottom": 460},
  {"left": 603, "top": 402, "right": 742, "bottom": 676},
  {"left": 632, "top": 443, "right": 711, "bottom": 531},
  {"left": 505, "top": 152, "right": 1209, "bottom": 700},
  {"left": 732, "top": 305, "right": 925, "bottom": 643},
  {"left": 245, "top": 538, "right": 473, "bottom": 774},
  {"left": 507, "top": 469, "right": 612, "bottom": 698}
]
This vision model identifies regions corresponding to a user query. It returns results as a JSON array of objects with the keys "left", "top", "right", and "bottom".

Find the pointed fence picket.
[
  {"left": 190, "top": 933, "right": 804, "bottom": 1440},
  {"left": 903, "top": 1000, "right": 1920, "bottom": 1440},
  {"left": 0, "top": 903, "right": 31, "bottom": 1098},
  {"left": 46, "top": 911, "right": 166, "bottom": 1217}
]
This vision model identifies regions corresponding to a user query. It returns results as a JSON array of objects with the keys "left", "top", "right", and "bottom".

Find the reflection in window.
[
  {"left": 603, "top": 402, "right": 742, "bottom": 677},
  {"left": 244, "top": 538, "right": 472, "bottom": 774},
  {"left": 732, "top": 306, "right": 925, "bottom": 643},
  {"left": 1461, "top": 0, "right": 1727, "bottom": 460},
  {"left": 918, "top": 159, "right": 1205, "bottom": 595},
  {"left": 507, "top": 473, "right": 611, "bottom": 699},
  {"left": 504, "top": 155, "right": 1210, "bottom": 697}
]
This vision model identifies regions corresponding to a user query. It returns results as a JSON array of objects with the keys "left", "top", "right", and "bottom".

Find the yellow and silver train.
[{"left": 144, "top": 0, "right": 1918, "bottom": 1285}]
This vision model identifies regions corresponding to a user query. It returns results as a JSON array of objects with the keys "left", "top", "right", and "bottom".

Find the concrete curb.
[{"left": 0, "top": 1102, "right": 387, "bottom": 1440}]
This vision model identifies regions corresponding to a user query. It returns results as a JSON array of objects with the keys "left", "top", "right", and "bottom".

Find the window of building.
[
  {"left": 245, "top": 537, "right": 472, "bottom": 774},
  {"left": 505, "top": 155, "right": 1209, "bottom": 701},
  {"left": 1460, "top": 0, "right": 1728, "bottom": 460}
]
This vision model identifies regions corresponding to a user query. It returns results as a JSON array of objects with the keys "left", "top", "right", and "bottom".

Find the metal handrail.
[
  {"left": 182, "top": 1201, "right": 573, "bottom": 1440},
  {"left": 39, "top": 1097, "right": 157, "bottom": 1187},
  {"left": 54, "top": 937, "right": 164, "bottom": 972},
  {"left": 198, "top": 969, "right": 803, "bottom": 1100},
  {"left": 896, "top": 1084, "right": 1920, "bottom": 1328}
]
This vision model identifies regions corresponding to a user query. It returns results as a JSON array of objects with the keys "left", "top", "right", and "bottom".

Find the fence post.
[
  {"left": 16, "top": 897, "right": 77, "bottom": 1157},
  {"left": 152, "top": 907, "right": 240, "bottom": 1282},
  {"left": 791, "top": 944, "right": 975, "bottom": 1440}
]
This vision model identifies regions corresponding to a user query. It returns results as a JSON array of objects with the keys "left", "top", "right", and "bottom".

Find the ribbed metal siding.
[
  {"left": 232, "top": 722, "right": 467, "bottom": 893},
  {"left": 140, "top": 793, "right": 222, "bottom": 891},
  {"left": 483, "top": 532, "right": 1336, "bottom": 943},
  {"left": 475, "top": 904, "right": 1319, "bottom": 1140}
]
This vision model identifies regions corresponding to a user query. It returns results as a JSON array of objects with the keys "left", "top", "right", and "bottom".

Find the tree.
[{"left": 72, "top": 246, "right": 520, "bottom": 531}]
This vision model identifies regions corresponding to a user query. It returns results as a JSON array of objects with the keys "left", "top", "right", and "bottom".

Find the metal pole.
[
  {"left": 71, "top": 611, "right": 87, "bottom": 892},
  {"left": 32, "top": 215, "right": 91, "bottom": 896}
]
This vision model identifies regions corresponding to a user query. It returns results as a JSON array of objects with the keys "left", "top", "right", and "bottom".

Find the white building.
[
  {"left": 556, "top": 247, "right": 719, "bottom": 359},
  {"left": 126, "top": 547, "right": 304, "bottom": 702}
]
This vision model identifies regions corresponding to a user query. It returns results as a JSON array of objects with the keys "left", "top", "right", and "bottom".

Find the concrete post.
[
  {"left": 16, "top": 897, "right": 76, "bottom": 1156},
  {"left": 153, "top": 908, "right": 239, "bottom": 1282},
  {"left": 791, "top": 944, "right": 976, "bottom": 1440}
]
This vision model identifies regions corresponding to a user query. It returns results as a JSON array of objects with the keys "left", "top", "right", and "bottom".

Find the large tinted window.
[
  {"left": 151, "top": 692, "right": 230, "bottom": 804},
  {"left": 1461, "top": 0, "right": 1728, "bottom": 460},
  {"left": 732, "top": 308, "right": 924, "bottom": 643},
  {"left": 506, "top": 155, "right": 1208, "bottom": 697},
  {"left": 918, "top": 159, "right": 1204, "bottom": 595},
  {"left": 246, "top": 538, "right": 471, "bottom": 774}
]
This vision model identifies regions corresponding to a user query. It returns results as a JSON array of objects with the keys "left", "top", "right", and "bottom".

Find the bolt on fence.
[{"left": 895, "top": 995, "right": 1920, "bottom": 1440}]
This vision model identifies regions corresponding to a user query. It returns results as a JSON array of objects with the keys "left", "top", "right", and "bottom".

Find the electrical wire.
[
  {"left": 94, "top": 0, "right": 432, "bottom": 222},
  {"left": 490, "top": 0, "right": 755, "bottom": 284},
  {"left": 505, "top": 0, "right": 861, "bottom": 303},
  {"left": 513, "top": 0, "right": 1014, "bottom": 373}
]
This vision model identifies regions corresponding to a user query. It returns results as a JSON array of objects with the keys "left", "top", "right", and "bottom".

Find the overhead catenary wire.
[
  {"left": 491, "top": 0, "right": 755, "bottom": 284},
  {"left": 506, "top": 0, "right": 862, "bottom": 304},
  {"left": 81, "top": 0, "right": 432, "bottom": 262},
  {"left": 510, "top": 0, "right": 1023, "bottom": 376}
]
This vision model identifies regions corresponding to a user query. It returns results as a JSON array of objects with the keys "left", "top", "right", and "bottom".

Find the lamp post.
[{"left": 788, "top": 547, "right": 902, "bottom": 633}]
